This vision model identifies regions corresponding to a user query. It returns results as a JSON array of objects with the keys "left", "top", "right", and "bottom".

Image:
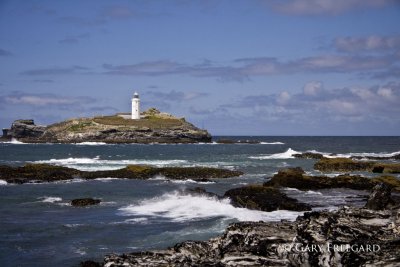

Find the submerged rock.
[
  {"left": 293, "top": 152, "right": 324, "bottom": 159},
  {"left": 0, "top": 164, "right": 243, "bottom": 184},
  {"left": 224, "top": 185, "right": 311, "bottom": 212},
  {"left": 71, "top": 198, "right": 101, "bottom": 207}
]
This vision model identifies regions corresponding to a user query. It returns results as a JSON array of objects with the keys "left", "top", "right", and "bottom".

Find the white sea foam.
[
  {"left": 169, "top": 179, "right": 215, "bottom": 184},
  {"left": 249, "top": 148, "right": 300, "bottom": 160},
  {"left": 305, "top": 190, "right": 323, "bottom": 195},
  {"left": 111, "top": 217, "right": 148, "bottom": 225},
  {"left": 260, "top": 142, "right": 285, "bottom": 145},
  {"left": 38, "top": 196, "right": 62, "bottom": 203},
  {"left": 1, "top": 138, "right": 25, "bottom": 144},
  {"left": 307, "top": 149, "right": 400, "bottom": 159},
  {"left": 74, "top": 142, "right": 108, "bottom": 145},
  {"left": 33, "top": 157, "right": 189, "bottom": 171},
  {"left": 118, "top": 191, "right": 302, "bottom": 222},
  {"left": 94, "top": 177, "right": 125, "bottom": 182},
  {"left": 0, "top": 180, "right": 8, "bottom": 185},
  {"left": 64, "top": 223, "right": 85, "bottom": 228}
]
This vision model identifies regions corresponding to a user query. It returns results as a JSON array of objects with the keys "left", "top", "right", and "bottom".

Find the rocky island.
[{"left": 1, "top": 108, "right": 211, "bottom": 144}]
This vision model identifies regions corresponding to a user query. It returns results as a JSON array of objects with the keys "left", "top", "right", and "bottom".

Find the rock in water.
[
  {"left": 71, "top": 198, "right": 101, "bottom": 207},
  {"left": 365, "top": 183, "right": 394, "bottom": 210},
  {"left": 224, "top": 185, "right": 312, "bottom": 212}
]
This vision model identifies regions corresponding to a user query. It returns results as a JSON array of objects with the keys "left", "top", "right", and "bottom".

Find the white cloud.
[
  {"left": 277, "top": 91, "right": 291, "bottom": 105},
  {"left": 269, "top": 0, "right": 396, "bottom": 15},
  {"left": 334, "top": 35, "right": 400, "bottom": 52},
  {"left": 303, "top": 81, "right": 323, "bottom": 96},
  {"left": 377, "top": 87, "right": 393, "bottom": 99}
]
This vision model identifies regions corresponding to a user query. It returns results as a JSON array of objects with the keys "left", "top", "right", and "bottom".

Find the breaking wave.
[
  {"left": 260, "top": 142, "right": 285, "bottom": 145},
  {"left": 307, "top": 150, "right": 400, "bottom": 159},
  {"left": 38, "top": 196, "right": 63, "bottom": 203},
  {"left": 118, "top": 191, "right": 302, "bottom": 222},
  {"left": 74, "top": 142, "right": 108, "bottom": 145},
  {"left": 33, "top": 157, "right": 189, "bottom": 171},
  {"left": 249, "top": 148, "right": 300, "bottom": 160}
]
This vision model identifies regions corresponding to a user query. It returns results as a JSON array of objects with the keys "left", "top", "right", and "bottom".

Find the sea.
[{"left": 1, "top": 136, "right": 399, "bottom": 266}]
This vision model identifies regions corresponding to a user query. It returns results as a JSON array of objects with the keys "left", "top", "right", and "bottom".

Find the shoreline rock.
[
  {"left": 264, "top": 167, "right": 400, "bottom": 191},
  {"left": 0, "top": 164, "right": 243, "bottom": 184},
  {"left": 224, "top": 185, "right": 312, "bottom": 212},
  {"left": 94, "top": 206, "right": 400, "bottom": 266},
  {"left": 314, "top": 157, "right": 400, "bottom": 173}
]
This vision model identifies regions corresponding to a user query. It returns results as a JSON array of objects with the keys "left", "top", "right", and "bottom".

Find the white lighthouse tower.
[{"left": 131, "top": 92, "right": 140, "bottom": 119}]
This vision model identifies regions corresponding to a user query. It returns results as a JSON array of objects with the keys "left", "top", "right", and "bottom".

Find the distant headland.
[
  {"left": 1, "top": 107, "right": 211, "bottom": 144},
  {"left": 1, "top": 91, "right": 211, "bottom": 143}
]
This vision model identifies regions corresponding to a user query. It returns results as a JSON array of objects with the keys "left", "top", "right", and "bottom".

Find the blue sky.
[{"left": 1, "top": 0, "right": 399, "bottom": 135}]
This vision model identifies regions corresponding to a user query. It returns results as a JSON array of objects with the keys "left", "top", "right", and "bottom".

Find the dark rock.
[
  {"left": 224, "top": 185, "right": 312, "bottom": 212},
  {"left": 372, "top": 165, "right": 385, "bottom": 173},
  {"left": 71, "top": 198, "right": 101, "bottom": 207},
  {"left": 80, "top": 260, "right": 101, "bottom": 267},
  {"left": 101, "top": 205, "right": 400, "bottom": 267},
  {"left": 185, "top": 187, "right": 221, "bottom": 198},
  {"left": 0, "top": 164, "right": 243, "bottom": 184},
  {"left": 365, "top": 183, "right": 394, "bottom": 210},
  {"left": 293, "top": 152, "right": 324, "bottom": 159}
]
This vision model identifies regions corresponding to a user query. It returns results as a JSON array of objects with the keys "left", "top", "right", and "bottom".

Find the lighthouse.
[{"left": 131, "top": 92, "right": 140, "bottom": 119}]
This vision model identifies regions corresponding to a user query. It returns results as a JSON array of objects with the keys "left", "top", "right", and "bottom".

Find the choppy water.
[{"left": 1, "top": 136, "right": 399, "bottom": 266}]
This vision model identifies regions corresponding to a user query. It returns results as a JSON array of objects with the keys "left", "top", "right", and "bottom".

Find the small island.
[{"left": 1, "top": 92, "right": 211, "bottom": 144}]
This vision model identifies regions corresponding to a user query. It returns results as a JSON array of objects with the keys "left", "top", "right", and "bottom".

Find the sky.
[{"left": 0, "top": 0, "right": 400, "bottom": 136}]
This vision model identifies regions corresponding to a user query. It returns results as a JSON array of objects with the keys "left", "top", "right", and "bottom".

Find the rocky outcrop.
[
  {"left": 364, "top": 183, "right": 395, "bottom": 210},
  {"left": 7, "top": 109, "right": 211, "bottom": 143},
  {"left": 314, "top": 158, "right": 400, "bottom": 173},
  {"left": 71, "top": 198, "right": 101, "bottom": 207},
  {"left": 224, "top": 185, "right": 312, "bottom": 212},
  {"left": 264, "top": 167, "right": 400, "bottom": 191},
  {"left": 0, "top": 164, "right": 243, "bottom": 184},
  {"left": 98, "top": 207, "right": 400, "bottom": 266},
  {"left": 79, "top": 179, "right": 400, "bottom": 267},
  {"left": 9, "top": 119, "right": 46, "bottom": 139}
]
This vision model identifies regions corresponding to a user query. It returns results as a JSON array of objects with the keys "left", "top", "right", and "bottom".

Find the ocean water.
[{"left": 0, "top": 136, "right": 399, "bottom": 266}]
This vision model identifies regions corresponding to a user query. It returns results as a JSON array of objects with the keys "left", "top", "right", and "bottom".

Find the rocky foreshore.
[
  {"left": 84, "top": 184, "right": 400, "bottom": 267},
  {"left": 0, "top": 164, "right": 243, "bottom": 184},
  {"left": 264, "top": 167, "right": 400, "bottom": 191},
  {"left": 314, "top": 157, "right": 400, "bottom": 173},
  {"left": 2, "top": 108, "right": 211, "bottom": 144}
]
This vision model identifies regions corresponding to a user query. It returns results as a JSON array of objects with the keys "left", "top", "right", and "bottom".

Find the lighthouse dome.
[{"left": 133, "top": 92, "right": 139, "bottom": 99}]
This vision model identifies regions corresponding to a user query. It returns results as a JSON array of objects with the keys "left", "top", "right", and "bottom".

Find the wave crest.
[{"left": 118, "top": 191, "right": 302, "bottom": 222}]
